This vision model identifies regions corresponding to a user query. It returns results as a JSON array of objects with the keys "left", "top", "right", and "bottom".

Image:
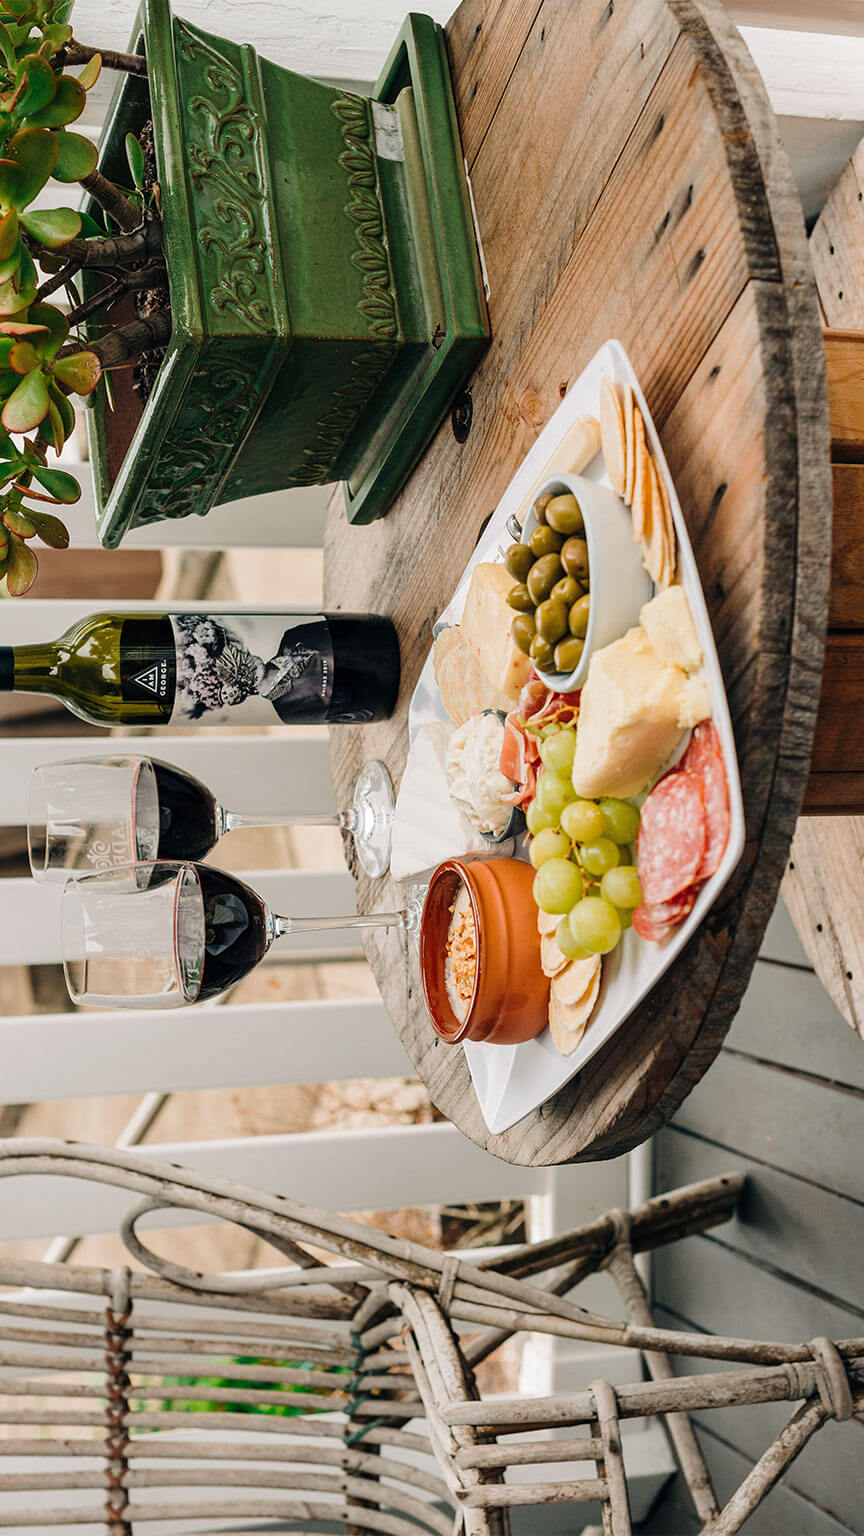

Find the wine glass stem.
[
  {"left": 272, "top": 909, "right": 410, "bottom": 937},
  {"left": 221, "top": 808, "right": 358, "bottom": 833}
]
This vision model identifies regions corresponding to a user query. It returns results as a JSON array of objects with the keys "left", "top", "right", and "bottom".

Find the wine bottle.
[{"left": 0, "top": 610, "right": 400, "bottom": 727}]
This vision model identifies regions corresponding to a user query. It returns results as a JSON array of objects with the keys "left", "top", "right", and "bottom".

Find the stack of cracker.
[
  {"left": 537, "top": 909, "right": 602, "bottom": 1055},
  {"left": 599, "top": 377, "right": 676, "bottom": 587}
]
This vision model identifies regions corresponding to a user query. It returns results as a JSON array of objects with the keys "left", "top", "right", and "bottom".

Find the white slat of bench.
[
  {"left": 55, "top": 470, "right": 330, "bottom": 549},
  {"left": 0, "top": 1124, "right": 547, "bottom": 1240},
  {"left": 0, "top": 735, "right": 333, "bottom": 824},
  {"left": 0, "top": 998, "right": 405, "bottom": 1105},
  {"left": 0, "top": 869, "right": 357, "bottom": 966},
  {"left": 0, "top": 599, "right": 322, "bottom": 644}
]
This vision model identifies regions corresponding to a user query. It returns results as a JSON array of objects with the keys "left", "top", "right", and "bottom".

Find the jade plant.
[{"left": 0, "top": 0, "right": 168, "bottom": 594}]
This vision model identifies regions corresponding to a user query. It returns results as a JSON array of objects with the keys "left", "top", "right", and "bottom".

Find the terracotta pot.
[{"left": 420, "top": 857, "right": 550, "bottom": 1045}]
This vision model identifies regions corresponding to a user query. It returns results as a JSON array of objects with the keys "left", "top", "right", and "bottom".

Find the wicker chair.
[{"left": 0, "top": 1139, "right": 860, "bottom": 1536}]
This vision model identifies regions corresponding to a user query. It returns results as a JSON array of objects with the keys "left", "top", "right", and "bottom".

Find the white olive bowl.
[{"left": 520, "top": 471, "right": 654, "bottom": 692}]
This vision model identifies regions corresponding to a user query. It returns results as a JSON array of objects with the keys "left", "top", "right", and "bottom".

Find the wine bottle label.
[
  {"left": 169, "top": 614, "right": 334, "bottom": 725},
  {"left": 120, "top": 618, "right": 175, "bottom": 706}
]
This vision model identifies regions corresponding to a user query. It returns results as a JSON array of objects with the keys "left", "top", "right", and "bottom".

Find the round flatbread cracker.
[
  {"left": 653, "top": 458, "right": 677, "bottom": 586},
  {"left": 623, "top": 384, "right": 637, "bottom": 504},
  {"left": 599, "top": 379, "right": 626, "bottom": 497},
  {"left": 541, "top": 930, "right": 570, "bottom": 978},
  {"left": 644, "top": 457, "right": 667, "bottom": 585},
  {"left": 537, "top": 907, "right": 560, "bottom": 937},
  {"left": 549, "top": 956, "right": 602, "bottom": 1055},
  {"left": 631, "top": 411, "right": 651, "bottom": 544},
  {"left": 432, "top": 626, "right": 510, "bottom": 726},
  {"left": 553, "top": 952, "right": 601, "bottom": 1006}
]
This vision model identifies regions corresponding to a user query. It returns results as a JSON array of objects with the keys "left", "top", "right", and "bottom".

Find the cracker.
[
  {"left": 541, "top": 930, "right": 570, "bottom": 978},
  {"left": 553, "top": 953, "right": 601, "bottom": 1006},
  {"left": 432, "top": 626, "right": 510, "bottom": 727},
  {"left": 631, "top": 411, "right": 651, "bottom": 544},
  {"left": 645, "top": 457, "right": 669, "bottom": 586},
  {"left": 623, "top": 384, "right": 637, "bottom": 504},
  {"left": 537, "top": 907, "right": 560, "bottom": 937},
  {"left": 549, "top": 957, "right": 602, "bottom": 1055},
  {"left": 599, "top": 380, "right": 626, "bottom": 497},
  {"left": 653, "top": 457, "right": 678, "bottom": 586}
]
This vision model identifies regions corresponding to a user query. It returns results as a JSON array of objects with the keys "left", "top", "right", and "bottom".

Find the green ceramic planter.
[{"left": 88, "top": 1, "right": 489, "bottom": 547}]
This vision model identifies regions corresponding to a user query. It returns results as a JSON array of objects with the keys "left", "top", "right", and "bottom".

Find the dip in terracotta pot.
[{"left": 420, "top": 857, "right": 550, "bottom": 1044}]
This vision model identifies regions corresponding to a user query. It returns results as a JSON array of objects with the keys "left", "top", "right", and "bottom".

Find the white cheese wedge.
[
  {"left": 677, "top": 672, "right": 712, "bottom": 729},
  {"left": 571, "top": 627, "right": 689, "bottom": 798},
  {"left": 639, "top": 585, "right": 702, "bottom": 673},
  {"left": 460, "top": 562, "right": 532, "bottom": 703}
]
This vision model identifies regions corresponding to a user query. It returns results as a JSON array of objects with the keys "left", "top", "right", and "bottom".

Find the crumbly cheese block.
[
  {"left": 640, "top": 585, "right": 702, "bottom": 673},
  {"left": 571, "top": 626, "right": 688, "bottom": 798},
  {"left": 676, "top": 672, "right": 712, "bottom": 729},
  {"left": 460, "top": 562, "right": 532, "bottom": 702}
]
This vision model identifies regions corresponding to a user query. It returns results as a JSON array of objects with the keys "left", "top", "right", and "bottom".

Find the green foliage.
[{"left": 158, "top": 1358, "right": 336, "bottom": 1419}]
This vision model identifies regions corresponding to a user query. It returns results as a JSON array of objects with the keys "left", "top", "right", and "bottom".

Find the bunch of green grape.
[{"left": 526, "top": 724, "right": 641, "bottom": 958}]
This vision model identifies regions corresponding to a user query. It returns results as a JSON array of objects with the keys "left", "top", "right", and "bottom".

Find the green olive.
[
  {"left": 511, "top": 613, "right": 536, "bottom": 655},
  {"left": 568, "top": 593, "right": 591, "bottom": 638},
  {"left": 527, "top": 553, "right": 564, "bottom": 604},
  {"left": 554, "top": 636, "right": 585, "bottom": 673},
  {"left": 528, "top": 524, "right": 564, "bottom": 559},
  {"left": 545, "top": 492, "right": 584, "bottom": 536},
  {"left": 507, "top": 582, "right": 534, "bottom": 613},
  {"left": 530, "top": 633, "right": 555, "bottom": 669},
  {"left": 505, "top": 542, "right": 534, "bottom": 581},
  {"left": 550, "top": 575, "right": 581, "bottom": 607},
  {"left": 536, "top": 597, "right": 569, "bottom": 643},
  {"left": 561, "top": 535, "right": 590, "bottom": 581},
  {"left": 532, "top": 491, "right": 554, "bottom": 525}
]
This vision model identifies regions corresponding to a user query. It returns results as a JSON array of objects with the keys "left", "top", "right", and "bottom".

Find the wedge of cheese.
[
  {"left": 460, "top": 562, "right": 532, "bottom": 703},
  {"left": 571, "top": 627, "right": 689, "bottom": 799},
  {"left": 639, "top": 585, "right": 701, "bottom": 672}
]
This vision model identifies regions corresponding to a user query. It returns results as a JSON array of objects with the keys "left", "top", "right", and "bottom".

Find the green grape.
[
  {"left": 579, "top": 837, "right": 621, "bottom": 877},
  {"left": 560, "top": 798, "right": 603, "bottom": 842},
  {"left": 533, "top": 858, "right": 584, "bottom": 914},
  {"left": 556, "top": 916, "right": 592, "bottom": 960},
  {"left": 599, "top": 797, "right": 641, "bottom": 846},
  {"left": 536, "top": 769, "right": 575, "bottom": 821},
  {"left": 600, "top": 865, "right": 642, "bottom": 909},
  {"left": 539, "top": 726, "right": 576, "bottom": 775},
  {"left": 526, "top": 798, "right": 557, "bottom": 835},
  {"left": 529, "top": 828, "right": 571, "bottom": 868},
  {"left": 568, "top": 896, "right": 622, "bottom": 954},
  {"left": 618, "top": 907, "right": 633, "bottom": 931}
]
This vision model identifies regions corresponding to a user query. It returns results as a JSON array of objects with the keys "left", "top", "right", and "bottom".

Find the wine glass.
[
  {"left": 61, "top": 861, "right": 423, "bottom": 1009},
  {"left": 27, "top": 754, "right": 395, "bottom": 884}
]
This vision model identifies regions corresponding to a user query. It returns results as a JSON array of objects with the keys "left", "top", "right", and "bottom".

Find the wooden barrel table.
[{"left": 324, "top": 0, "right": 831, "bottom": 1163}]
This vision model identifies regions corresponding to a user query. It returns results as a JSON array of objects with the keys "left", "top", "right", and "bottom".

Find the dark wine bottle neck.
[{"left": 0, "top": 648, "right": 14, "bottom": 691}]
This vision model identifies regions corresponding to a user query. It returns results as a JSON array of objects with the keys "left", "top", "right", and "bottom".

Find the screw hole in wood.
[{"left": 452, "top": 390, "right": 473, "bottom": 443}]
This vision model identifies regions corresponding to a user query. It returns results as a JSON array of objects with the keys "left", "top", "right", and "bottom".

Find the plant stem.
[
  {"left": 65, "top": 264, "right": 167, "bottom": 329},
  {"left": 78, "top": 170, "right": 140, "bottom": 234},
  {"left": 84, "top": 310, "right": 172, "bottom": 367},
  {"left": 35, "top": 259, "right": 80, "bottom": 302},
  {"left": 62, "top": 40, "right": 148, "bottom": 77},
  {"left": 48, "top": 222, "right": 163, "bottom": 270}
]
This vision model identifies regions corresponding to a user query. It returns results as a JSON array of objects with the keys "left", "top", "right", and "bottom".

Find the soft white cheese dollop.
[{"left": 445, "top": 712, "right": 513, "bottom": 835}]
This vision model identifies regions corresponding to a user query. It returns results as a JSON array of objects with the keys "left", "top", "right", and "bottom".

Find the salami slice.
[
  {"left": 632, "top": 888, "right": 696, "bottom": 941},
  {"left": 679, "top": 722, "right": 729, "bottom": 881},
  {"left": 637, "top": 771, "right": 706, "bottom": 904}
]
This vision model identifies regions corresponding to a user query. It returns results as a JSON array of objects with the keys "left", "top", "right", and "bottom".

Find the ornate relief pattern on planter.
[
  {"left": 293, "top": 344, "right": 394, "bottom": 486},
  {"left": 133, "top": 356, "right": 262, "bottom": 527},
  {"left": 331, "top": 91, "right": 399, "bottom": 343},
  {"left": 176, "top": 24, "right": 273, "bottom": 333}
]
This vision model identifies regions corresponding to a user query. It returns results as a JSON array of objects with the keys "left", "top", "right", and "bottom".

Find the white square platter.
[{"left": 407, "top": 338, "right": 745, "bottom": 1135}]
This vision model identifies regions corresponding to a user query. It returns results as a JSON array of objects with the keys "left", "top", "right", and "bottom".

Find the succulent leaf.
[
  {"left": 3, "top": 504, "right": 34, "bottom": 536},
  {"left": 27, "top": 300, "right": 66, "bottom": 358},
  {"left": 31, "top": 462, "right": 79, "bottom": 502},
  {"left": 5, "top": 125, "right": 58, "bottom": 206},
  {"left": 5, "top": 528, "right": 37, "bottom": 593},
  {"left": 0, "top": 320, "right": 49, "bottom": 336},
  {"left": 124, "top": 132, "right": 144, "bottom": 191},
  {"left": 2, "top": 364, "right": 48, "bottom": 429},
  {"left": 0, "top": 245, "right": 20, "bottom": 284},
  {"left": 0, "top": 273, "right": 30, "bottom": 315},
  {"left": 0, "top": 20, "right": 16, "bottom": 71},
  {"left": 25, "top": 505, "right": 69, "bottom": 545},
  {"left": 20, "top": 204, "right": 80, "bottom": 245},
  {"left": 46, "top": 375, "right": 73, "bottom": 436},
  {"left": 44, "top": 392, "right": 63, "bottom": 451},
  {"left": 38, "top": 21, "right": 72, "bottom": 54},
  {"left": 77, "top": 52, "right": 101, "bottom": 91},
  {"left": 51, "top": 127, "right": 96, "bottom": 182},
  {"left": 52, "top": 348, "right": 100, "bottom": 395},
  {"left": 28, "top": 73, "right": 84, "bottom": 128},
  {"left": 0, "top": 206, "right": 18, "bottom": 260},
  {"left": 14, "top": 54, "right": 56, "bottom": 118},
  {"left": 8, "top": 337, "right": 39, "bottom": 373}
]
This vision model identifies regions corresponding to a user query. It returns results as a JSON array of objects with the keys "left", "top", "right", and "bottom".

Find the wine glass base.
[{"left": 352, "top": 760, "right": 395, "bottom": 878}]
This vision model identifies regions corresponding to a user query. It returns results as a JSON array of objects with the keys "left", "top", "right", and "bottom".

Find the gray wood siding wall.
[{"left": 643, "top": 898, "right": 864, "bottom": 1534}]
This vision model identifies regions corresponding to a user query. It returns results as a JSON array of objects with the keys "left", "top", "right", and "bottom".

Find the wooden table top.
[{"left": 324, "top": 0, "right": 831, "bottom": 1165}]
